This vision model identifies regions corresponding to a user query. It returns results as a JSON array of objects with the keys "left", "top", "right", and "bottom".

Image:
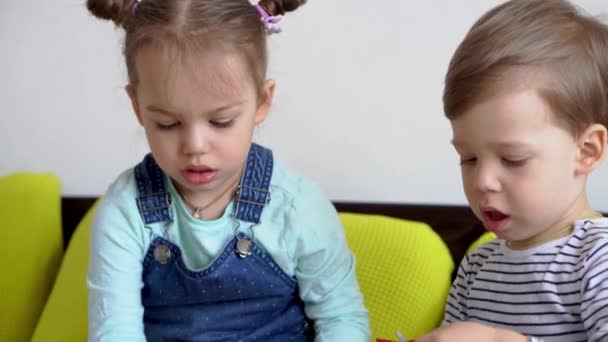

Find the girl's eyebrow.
[
  {"left": 146, "top": 105, "right": 175, "bottom": 116},
  {"left": 146, "top": 101, "right": 245, "bottom": 117}
]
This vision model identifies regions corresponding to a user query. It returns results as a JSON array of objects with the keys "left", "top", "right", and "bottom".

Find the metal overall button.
[
  {"left": 154, "top": 244, "right": 171, "bottom": 264},
  {"left": 236, "top": 237, "right": 253, "bottom": 258},
  {"left": 232, "top": 216, "right": 257, "bottom": 259}
]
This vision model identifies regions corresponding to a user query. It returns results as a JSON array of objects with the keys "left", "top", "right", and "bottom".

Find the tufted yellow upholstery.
[
  {"left": 340, "top": 213, "right": 454, "bottom": 340},
  {"left": 31, "top": 200, "right": 100, "bottom": 342},
  {"left": 27, "top": 205, "right": 459, "bottom": 341},
  {"left": 0, "top": 173, "right": 63, "bottom": 342}
]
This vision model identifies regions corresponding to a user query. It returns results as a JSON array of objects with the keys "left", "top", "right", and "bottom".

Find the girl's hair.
[
  {"left": 444, "top": 0, "right": 608, "bottom": 136},
  {"left": 86, "top": 0, "right": 306, "bottom": 93}
]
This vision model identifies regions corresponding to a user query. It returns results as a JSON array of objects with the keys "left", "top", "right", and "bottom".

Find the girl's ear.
[
  {"left": 575, "top": 123, "right": 607, "bottom": 175},
  {"left": 125, "top": 84, "right": 144, "bottom": 126},
  {"left": 255, "top": 79, "right": 275, "bottom": 125}
]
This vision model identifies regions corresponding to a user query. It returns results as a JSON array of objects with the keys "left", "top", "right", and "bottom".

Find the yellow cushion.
[
  {"left": 467, "top": 231, "right": 497, "bottom": 254},
  {"left": 31, "top": 200, "right": 99, "bottom": 342},
  {"left": 0, "top": 173, "right": 62, "bottom": 342},
  {"left": 340, "top": 213, "right": 454, "bottom": 340}
]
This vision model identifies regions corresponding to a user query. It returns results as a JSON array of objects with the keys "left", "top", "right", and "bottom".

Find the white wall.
[{"left": 1, "top": 0, "right": 607, "bottom": 209}]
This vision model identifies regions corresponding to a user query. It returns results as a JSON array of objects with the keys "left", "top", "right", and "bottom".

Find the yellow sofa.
[
  {"left": 2, "top": 173, "right": 472, "bottom": 342},
  {"left": 0, "top": 173, "right": 63, "bottom": 342}
]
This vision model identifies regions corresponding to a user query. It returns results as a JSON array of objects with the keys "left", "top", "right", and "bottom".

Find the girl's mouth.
[{"left": 181, "top": 167, "right": 217, "bottom": 185}]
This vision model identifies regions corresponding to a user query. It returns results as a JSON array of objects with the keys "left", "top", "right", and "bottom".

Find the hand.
[{"left": 416, "top": 322, "right": 528, "bottom": 342}]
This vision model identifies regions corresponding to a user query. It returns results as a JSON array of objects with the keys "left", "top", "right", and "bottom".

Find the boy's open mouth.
[{"left": 482, "top": 208, "right": 510, "bottom": 232}]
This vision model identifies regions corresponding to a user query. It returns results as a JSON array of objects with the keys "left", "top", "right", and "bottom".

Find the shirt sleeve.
[
  {"left": 442, "top": 254, "right": 471, "bottom": 325},
  {"left": 87, "top": 191, "right": 148, "bottom": 342},
  {"left": 285, "top": 180, "right": 370, "bottom": 341},
  {"left": 581, "top": 237, "right": 608, "bottom": 342}
]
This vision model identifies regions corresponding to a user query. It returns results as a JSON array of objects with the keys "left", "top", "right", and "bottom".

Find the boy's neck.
[{"left": 508, "top": 195, "right": 598, "bottom": 250}]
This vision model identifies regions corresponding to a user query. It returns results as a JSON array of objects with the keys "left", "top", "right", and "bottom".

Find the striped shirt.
[{"left": 443, "top": 218, "right": 608, "bottom": 342}]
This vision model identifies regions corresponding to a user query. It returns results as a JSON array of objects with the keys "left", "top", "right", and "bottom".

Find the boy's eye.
[
  {"left": 502, "top": 158, "right": 528, "bottom": 167},
  {"left": 157, "top": 122, "right": 180, "bottom": 130},
  {"left": 211, "top": 119, "right": 234, "bottom": 128}
]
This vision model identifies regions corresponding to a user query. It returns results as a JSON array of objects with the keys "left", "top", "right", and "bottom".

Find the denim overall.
[{"left": 133, "top": 144, "right": 311, "bottom": 341}]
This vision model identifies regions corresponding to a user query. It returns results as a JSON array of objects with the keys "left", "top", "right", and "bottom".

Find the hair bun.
[
  {"left": 259, "top": 0, "right": 307, "bottom": 16},
  {"left": 86, "top": 0, "right": 136, "bottom": 28}
]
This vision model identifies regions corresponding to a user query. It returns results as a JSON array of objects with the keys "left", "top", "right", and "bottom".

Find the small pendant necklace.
[{"left": 181, "top": 175, "right": 241, "bottom": 220}]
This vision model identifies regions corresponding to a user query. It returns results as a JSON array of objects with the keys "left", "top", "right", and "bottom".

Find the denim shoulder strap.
[
  {"left": 233, "top": 143, "right": 273, "bottom": 224},
  {"left": 133, "top": 154, "right": 173, "bottom": 224}
]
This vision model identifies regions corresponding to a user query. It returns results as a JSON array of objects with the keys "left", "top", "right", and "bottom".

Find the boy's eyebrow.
[
  {"left": 487, "top": 141, "right": 532, "bottom": 149},
  {"left": 451, "top": 140, "right": 533, "bottom": 149}
]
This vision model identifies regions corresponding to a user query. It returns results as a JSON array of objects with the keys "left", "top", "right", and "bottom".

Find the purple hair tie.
[
  {"left": 132, "top": 0, "right": 140, "bottom": 16},
  {"left": 255, "top": 4, "right": 282, "bottom": 35}
]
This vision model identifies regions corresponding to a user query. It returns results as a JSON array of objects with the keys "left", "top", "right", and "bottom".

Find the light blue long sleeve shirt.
[{"left": 87, "top": 158, "right": 370, "bottom": 341}]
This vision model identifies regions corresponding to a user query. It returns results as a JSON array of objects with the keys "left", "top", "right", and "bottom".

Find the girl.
[{"left": 85, "top": 0, "right": 369, "bottom": 341}]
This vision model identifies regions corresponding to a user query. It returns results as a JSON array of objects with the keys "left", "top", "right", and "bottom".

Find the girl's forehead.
[{"left": 134, "top": 45, "right": 254, "bottom": 100}]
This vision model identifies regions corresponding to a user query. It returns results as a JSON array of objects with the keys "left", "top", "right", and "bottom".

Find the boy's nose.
[{"left": 474, "top": 163, "right": 501, "bottom": 193}]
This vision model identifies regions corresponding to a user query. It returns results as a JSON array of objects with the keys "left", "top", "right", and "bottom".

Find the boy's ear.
[
  {"left": 255, "top": 79, "right": 275, "bottom": 125},
  {"left": 125, "top": 84, "right": 144, "bottom": 126},
  {"left": 575, "top": 123, "right": 607, "bottom": 175}
]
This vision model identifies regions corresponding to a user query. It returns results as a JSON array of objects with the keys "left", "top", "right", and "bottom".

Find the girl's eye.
[
  {"left": 211, "top": 120, "right": 234, "bottom": 128},
  {"left": 157, "top": 122, "right": 180, "bottom": 130},
  {"left": 502, "top": 158, "right": 528, "bottom": 167},
  {"left": 459, "top": 157, "right": 477, "bottom": 165}
]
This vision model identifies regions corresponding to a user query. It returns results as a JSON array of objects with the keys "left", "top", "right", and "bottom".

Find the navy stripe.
[
  {"left": 487, "top": 260, "right": 578, "bottom": 267},
  {"left": 468, "top": 296, "right": 580, "bottom": 306},
  {"left": 474, "top": 276, "right": 582, "bottom": 286},
  {"left": 454, "top": 292, "right": 468, "bottom": 302},
  {"left": 587, "top": 242, "right": 608, "bottom": 261},
  {"left": 471, "top": 286, "right": 579, "bottom": 296},
  {"left": 582, "top": 290, "right": 608, "bottom": 305},
  {"left": 584, "top": 308, "right": 608, "bottom": 330},
  {"left": 468, "top": 315, "right": 584, "bottom": 332},
  {"left": 459, "top": 261, "right": 469, "bottom": 277},
  {"left": 445, "top": 302, "right": 465, "bottom": 318},
  {"left": 583, "top": 259, "right": 608, "bottom": 291},
  {"left": 467, "top": 305, "right": 580, "bottom": 317},
  {"left": 479, "top": 268, "right": 581, "bottom": 275},
  {"left": 589, "top": 330, "right": 608, "bottom": 341}
]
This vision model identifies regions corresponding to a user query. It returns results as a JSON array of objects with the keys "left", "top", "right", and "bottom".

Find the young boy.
[{"left": 419, "top": 1, "right": 608, "bottom": 341}]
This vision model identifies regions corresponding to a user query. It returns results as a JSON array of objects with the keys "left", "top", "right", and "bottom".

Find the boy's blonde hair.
[{"left": 444, "top": 0, "right": 608, "bottom": 136}]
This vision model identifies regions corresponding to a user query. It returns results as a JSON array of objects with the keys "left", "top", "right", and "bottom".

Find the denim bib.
[{"left": 133, "top": 144, "right": 311, "bottom": 341}]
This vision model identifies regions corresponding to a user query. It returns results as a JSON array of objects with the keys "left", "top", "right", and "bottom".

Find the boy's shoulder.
[
  {"left": 574, "top": 217, "right": 608, "bottom": 235},
  {"left": 571, "top": 217, "right": 608, "bottom": 257}
]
